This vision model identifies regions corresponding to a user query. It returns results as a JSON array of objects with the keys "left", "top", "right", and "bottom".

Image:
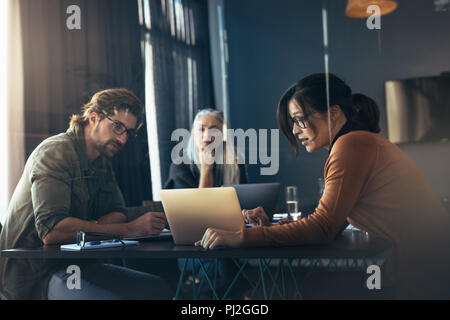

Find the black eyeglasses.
[
  {"left": 290, "top": 116, "right": 308, "bottom": 129},
  {"left": 103, "top": 114, "right": 138, "bottom": 139}
]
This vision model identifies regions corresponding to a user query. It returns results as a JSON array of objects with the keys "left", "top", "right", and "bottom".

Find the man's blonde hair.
[{"left": 70, "top": 88, "right": 145, "bottom": 130}]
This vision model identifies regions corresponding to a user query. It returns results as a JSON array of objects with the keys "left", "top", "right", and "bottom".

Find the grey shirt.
[{"left": 0, "top": 126, "right": 127, "bottom": 299}]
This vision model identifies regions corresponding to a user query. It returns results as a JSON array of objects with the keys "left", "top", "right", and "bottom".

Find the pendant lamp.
[{"left": 345, "top": 0, "right": 398, "bottom": 18}]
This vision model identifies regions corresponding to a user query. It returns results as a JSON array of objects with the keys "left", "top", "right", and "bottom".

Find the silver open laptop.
[{"left": 160, "top": 187, "right": 245, "bottom": 245}]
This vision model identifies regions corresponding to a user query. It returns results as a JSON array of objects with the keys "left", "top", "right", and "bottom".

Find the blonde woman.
[{"left": 165, "top": 108, "right": 247, "bottom": 189}]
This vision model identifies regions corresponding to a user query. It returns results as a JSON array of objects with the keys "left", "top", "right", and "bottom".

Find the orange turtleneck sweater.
[{"left": 243, "top": 131, "right": 450, "bottom": 299}]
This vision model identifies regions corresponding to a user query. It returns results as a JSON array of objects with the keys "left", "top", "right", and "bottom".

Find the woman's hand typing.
[{"left": 243, "top": 206, "right": 272, "bottom": 227}]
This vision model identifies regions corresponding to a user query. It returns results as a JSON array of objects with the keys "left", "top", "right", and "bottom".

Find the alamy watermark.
[
  {"left": 66, "top": 5, "right": 81, "bottom": 30},
  {"left": 366, "top": 265, "right": 381, "bottom": 290},
  {"left": 366, "top": 5, "right": 382, "bottom": 30},
  {"left": 66, "top": 265, "right": 81, "bottom": 290},
  {"left": 171, "top": 128, "right": 279, "bottom": 176}
]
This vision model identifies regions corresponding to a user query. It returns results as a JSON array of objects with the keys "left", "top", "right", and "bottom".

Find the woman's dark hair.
[
  {"left": 351, "top": 93, "right": 381, "bottom": 134},
  {"left": 277, "top": 73, "right": 380, "bottom": 155}
]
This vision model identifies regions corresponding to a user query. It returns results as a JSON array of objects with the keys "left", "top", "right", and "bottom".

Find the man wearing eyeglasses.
[{"left": 0, "top": 88, "right": 171, "bottom": 300}]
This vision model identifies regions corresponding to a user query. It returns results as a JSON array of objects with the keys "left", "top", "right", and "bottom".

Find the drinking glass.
[{"left": 285, "top": 186, "right": 300, "bottom": 220}]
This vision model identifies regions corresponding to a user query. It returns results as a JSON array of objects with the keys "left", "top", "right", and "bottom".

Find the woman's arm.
[
  {"left": 198, "top": 149, "right": 215, "bottom": 188},
  {"left": 196, "top": 134, "right": 377, "bottom": 249},
  {"left": 241, "top": 134, "right": 377, "bottom": 246},
  {"left": 199, "top": 165, "right": 214, "bottom": 188}
]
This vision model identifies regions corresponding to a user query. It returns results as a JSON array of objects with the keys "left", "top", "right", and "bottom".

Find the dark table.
[
  {"left": 0, "top": 230, "right": 390, "bottom": 259},
  {"left": 0, "top": 230, "right": 391, "bottom": 300}
]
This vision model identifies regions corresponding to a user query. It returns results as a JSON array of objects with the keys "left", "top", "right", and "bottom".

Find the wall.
[
  {"left": 20, "top": 0, "right": 151, "bottom": 205},
  {"left": 224, "top": 0, "right": 450, "bottom": 212}
]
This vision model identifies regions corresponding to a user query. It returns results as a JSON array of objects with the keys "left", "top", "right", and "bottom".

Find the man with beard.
[{"left": 0, "top": 89, "right": 171, "bottom": 300}]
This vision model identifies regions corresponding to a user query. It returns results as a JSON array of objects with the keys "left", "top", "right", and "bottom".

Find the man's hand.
[
  {"left": 195, "top": 227, "right": 244, "bottom": 250},
  {"left": 127, "top": 212, "right": 167, "bottom": 237},
  {"left": 243, "top": 206, "right": 271, "bottom": 227}
]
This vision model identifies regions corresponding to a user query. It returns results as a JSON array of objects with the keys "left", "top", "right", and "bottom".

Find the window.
[{"left": 139, "top": 0, "right": 214, "bottom": 199}]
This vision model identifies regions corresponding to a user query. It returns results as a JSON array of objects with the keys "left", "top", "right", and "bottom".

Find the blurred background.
[{"left": 0, "top": 0, "right": 449, "bottom": 222}]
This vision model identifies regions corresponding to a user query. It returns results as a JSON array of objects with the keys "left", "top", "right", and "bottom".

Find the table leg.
[
  {"left": 191, "top": 259, "right": 197, "bottom": 299},
  {"left": 221, "top": 259, "right": 249, "bottom": 300},
  {"left": 196, "top": 259, "right": 220, "bottom": 300},
  {"left": 286, "top": 258, "right": 303, "bottom": 299},
  {"left": 174, "top": 258, "right": 188, "bottom": 300},
  {"left": 258, "top": 259, "right": 268, "bottom": 300},
  {"left": 259, "top": 258, "right": 284, "bottom": 299},
  {"left": 231, "top": 258, "right": 257, "bottom": 291},
  {"left": 281, "top": 259, "right": 286, "bottom": 299}
]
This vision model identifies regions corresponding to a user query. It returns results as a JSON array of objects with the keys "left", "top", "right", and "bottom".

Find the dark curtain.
[
  {"left": 141, "top": 0, "right": 215, "bottom": 186},
  {"left": 20, "top": 0, "right": 151, "bottom": 206}
]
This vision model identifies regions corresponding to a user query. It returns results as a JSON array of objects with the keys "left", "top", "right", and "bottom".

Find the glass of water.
[{"left": 285, "top": 186, "right": 300, "bottom": 220}]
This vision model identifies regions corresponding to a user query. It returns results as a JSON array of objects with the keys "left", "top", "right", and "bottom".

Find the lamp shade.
[{"left": 345, "top": 0, "right": 398, "bottom": 18}]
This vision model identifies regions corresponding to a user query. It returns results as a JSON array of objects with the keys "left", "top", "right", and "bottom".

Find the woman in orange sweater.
[{"left": 195, "top": 73, "right": 450, "bottom": 299}]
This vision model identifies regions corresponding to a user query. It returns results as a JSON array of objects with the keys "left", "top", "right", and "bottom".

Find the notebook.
[{"left": 60, "top": 239, "right": 139, "bottom": 251}]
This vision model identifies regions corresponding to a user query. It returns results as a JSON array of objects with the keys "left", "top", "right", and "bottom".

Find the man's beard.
[{"left": 95, "top": 140, "right": 122, "bottom": 158}]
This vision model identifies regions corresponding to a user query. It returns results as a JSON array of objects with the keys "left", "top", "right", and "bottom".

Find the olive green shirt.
[{"left": 0, "top": 126, "right": 127, "bottom": 299}]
